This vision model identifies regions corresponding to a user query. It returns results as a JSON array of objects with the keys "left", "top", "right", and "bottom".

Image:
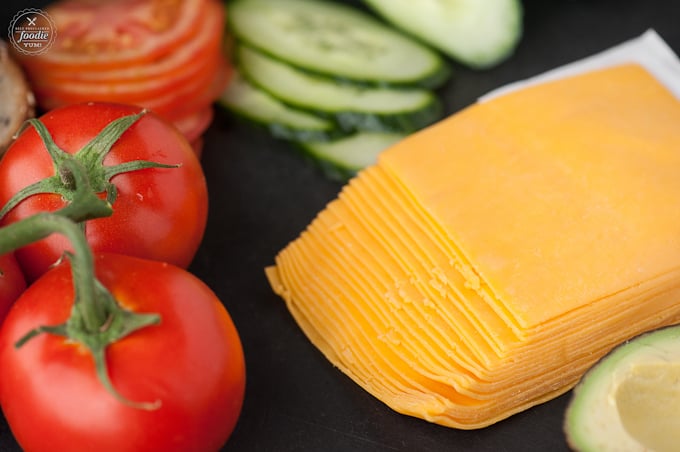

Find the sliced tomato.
[
  {"left": 152, "top": 54, "right": 231, "bottom": 120},
  {"left": 32, "top": 55, "right": 229, "bottom": 146},
  {"left": 30, "top": 0, "right": 224, "bottom": 85},
  {"left": 190, "top": 137, "right": 205, "bottom": 158},
  {"left": 19, "top": 0, "right": 228, "bottom": 146},
  {"left": 29, "top": 0, "right": 225, "bottom": 106},
  {"left": 32, "top": 51, "right": 218, "bottom": 107},
  {"left": 173, "top": 107, "right": 215, "bottom": 145},
  {"left": 18, "top": 0, "right": 207, "bottom": 72}
]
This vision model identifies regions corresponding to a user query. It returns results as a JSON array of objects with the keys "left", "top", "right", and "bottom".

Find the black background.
[{"left": 2, "top": 1, "right": 680, "bottom": 451}]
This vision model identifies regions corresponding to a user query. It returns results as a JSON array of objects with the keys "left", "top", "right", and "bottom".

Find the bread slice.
[{"left": 0, "top": 40, "right": 35, "bottom": 155}]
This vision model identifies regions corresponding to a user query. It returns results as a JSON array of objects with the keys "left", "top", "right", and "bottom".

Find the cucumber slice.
[
  {"left": 218, "top": 71, "right": 341, "bottom": 142},
  {"left": 228, "top": 0, "right": 450, "bottom": 88},
  {"left": 297, "top": 131, "right": 404, "bottom": 181},
  {"left": 362, "top": 0, "right": 523, "bottom": 69},
  {"left": 236, "top": 45, "right": 442, "bottom": 134}
]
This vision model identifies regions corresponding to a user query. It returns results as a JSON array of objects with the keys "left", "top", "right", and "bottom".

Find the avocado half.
[{"left": 564, "top": 324, "right": 680, "bottom": 452}]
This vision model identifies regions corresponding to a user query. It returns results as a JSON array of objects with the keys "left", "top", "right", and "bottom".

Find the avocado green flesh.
[
  {"left": 615, "top": 363, "right": 680, "bottom": 452},
  {"left": 564, "top": 325, "right": 680, "bottom": 452}
]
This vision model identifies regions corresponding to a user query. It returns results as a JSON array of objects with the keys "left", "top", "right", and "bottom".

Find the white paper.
[{"left": 480, "top": 29, "right": 680, "bottom": 102}]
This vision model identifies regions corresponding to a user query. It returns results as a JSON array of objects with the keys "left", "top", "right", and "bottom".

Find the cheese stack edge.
[{"left": 265, "top": 64, "right": 680, "bottom": 429}]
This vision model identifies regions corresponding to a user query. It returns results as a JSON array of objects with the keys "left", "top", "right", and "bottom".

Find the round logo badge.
[{"left": 8, "top": 8, "right": 57, "bottom": 56}]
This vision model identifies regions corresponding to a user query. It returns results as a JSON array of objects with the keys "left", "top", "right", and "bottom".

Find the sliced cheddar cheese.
[{"left": 266, "top": 64, "right": 680, "bottom": 429}]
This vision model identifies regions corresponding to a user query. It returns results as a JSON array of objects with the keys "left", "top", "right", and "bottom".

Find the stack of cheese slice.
[{"left": 265, "top": 64, "right": 680, "bottom": 429}]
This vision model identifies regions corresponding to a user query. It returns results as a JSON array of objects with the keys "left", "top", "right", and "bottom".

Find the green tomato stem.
[
  {"left": 0, "top": 213, "right": 162, "bottom": 409},
  {"left": 0, "top": 108, "right": 166, "bottom": 409},
  {"left": 0, "top": 156, "right": 114, "bottom": 331},
  {"left": 0, "top": 110, "right": 178, "bottom": 221},
  {"left": 0, "top": 213, "right": 106, "bottom": 332}
]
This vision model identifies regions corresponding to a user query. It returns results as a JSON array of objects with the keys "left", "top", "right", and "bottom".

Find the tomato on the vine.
[
  {"left": 0, "top": 102, "right": 208, "bottom": 281},
  {"left": 0, "top": 253, "right": 245, "bottom": 452},
  {"left": 0, "top": 253, "right": 25, "bottom": 324}
]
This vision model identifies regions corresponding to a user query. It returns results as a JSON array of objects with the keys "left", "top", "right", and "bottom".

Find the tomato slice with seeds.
[
  {"left": 173, "top": 106, "right": 215, "bottom": 145},
  {"left": 152, "top": 54, "right": 231, "bottom": 120},
  {"left": 13, "top": 0, "right": 229, "bottom": 148},
  {"left": 32, "top": 0, "right": 224, "bottom": 85},
  {"left": 20, "top": 0, "right": 207, "bottom": 71},
  {"left": 33, "top": 51, "right": 218, "bottom": 107},
  {"left": 29, "top": 0, "right": 225, "bottom": 106}
]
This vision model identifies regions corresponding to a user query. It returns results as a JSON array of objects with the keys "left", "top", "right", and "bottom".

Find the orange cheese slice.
[
  {"left": 266, "top": 63, "right": 680, "bottom": 428},
  {"left": 380, "top": 63, "right": 680, "bottom": 329}
]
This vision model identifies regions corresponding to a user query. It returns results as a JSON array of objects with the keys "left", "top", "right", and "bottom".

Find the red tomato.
[
  {"left": 0, "top": 103, "right": 208, "bottom": 281},
  {"left": 0, "top": 254, "right": 26, "bottom": 324},
  {"left": 0, "top": 253, "right": 245, "bottom": 452}
]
